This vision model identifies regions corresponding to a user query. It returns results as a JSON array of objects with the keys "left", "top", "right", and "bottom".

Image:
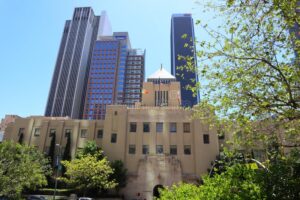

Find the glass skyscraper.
[
  {"left": 171, "top": 14, "right": 200, "bottom": 107},
  {"left": 45, "top": 8, "right": 112, "bottom": 119},
  {"left": 83, "top": 32, "right": 145, "bottom": 120}
]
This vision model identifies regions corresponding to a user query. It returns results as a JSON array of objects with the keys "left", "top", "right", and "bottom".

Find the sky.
[{"left": 0, "top": 0, "right": 215, "bottom": 119}]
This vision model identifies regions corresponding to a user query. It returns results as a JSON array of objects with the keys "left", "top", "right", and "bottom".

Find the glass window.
[
  {"left": 80, "top": 129, "right": 87, "bottom": 138},
  {"left": 170, "top": 145, "right": 177, "bottom": 155},
  {"left": 156, "top": 122, "right": 163, "bottom": 133},
  {"left": 183, "top": 123, "right": 190, "bottom": 133},
  {"left": 111, "top": 133, "right": 117, "bottom": 143},
  {"left": 65, "top": 129, "right": 71, "bottom": 138},
  {"left": 142, "top": 145, "right": 149, "bottom": 154},
  {"left": 130, "top": 122, "right": 137, "bottom": 132},
  {"left": 97, "top": 129, "right": 103, "bottom": 139},
  {"left": 128, "top": 145, "right": 136, "bottom": 154},
  {"left": 169, "top": 123, "right": 177, "bottom": 133},
  {"left": 34, "top": 128, "right": 40, "bottom": 137},
  {"left": 184, "top": 145, "right": 191, "bottom": 155},
  {"left": 203, "top": 134, "right": 210, "bottom": 144},
  {"left": 49, "top": 129, "right": 56, "bottom": 137},
  {"left": 156, "top": 145, "right": 164, "bottom": 154},
  {"left": 143, "top": 122, "right": 150, "bottom": 133}
]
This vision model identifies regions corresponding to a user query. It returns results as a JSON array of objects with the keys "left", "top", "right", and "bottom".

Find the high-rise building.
[
  {"left": 171, "top": 14, "right": 200, "bottom": 107},
  {"left": 45, "top": 8, "right": 112, "bottom": 119},
  {"left": 82, "top": 33, "right": 145, "bottom": 120}
]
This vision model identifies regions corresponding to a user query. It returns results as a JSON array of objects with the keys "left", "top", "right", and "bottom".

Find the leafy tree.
[
  {"left": 76, "top": 140, "right": 104, "bottom": 161},
  {"left": 61, "top": 155, "right": 117, "bottom": 196},
  {"left": 0, "top": 141, "right": 51, "bottom": 199},
  {"left": 61, "top": 133, "right": 71, "bottom": 176},
  {"left": 158, "top": 183, "right": 201, "bottom": 200},
  {"left": 48, "top": 132, "right": 56, "bottom": 166},
  {"left": 109, "top": 160, "right": 127, "bottom": 192}
]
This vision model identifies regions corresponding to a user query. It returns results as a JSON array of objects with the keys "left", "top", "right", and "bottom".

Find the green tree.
[
  {"left": 61, "top": 155, "right": 117, "bottom": 196},
  {"left": 48, "top": 132, "right": 56, "bottom": 166},
  {"left": 76, "top": 140, "right": 104, "bottom": 161},
  {"left": 0, "top": 141, "right": 51, "bottom": 199},
  {"left": 109, "top": 160, "right": 127, "bottom": 192},
  {"left": 61, "top": 133, "right": 71, "bottom": 176}
]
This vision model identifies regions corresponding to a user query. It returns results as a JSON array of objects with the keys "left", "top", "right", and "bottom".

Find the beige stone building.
[{"left": 4, "top": 68, "right": 219, "bottom": 200}]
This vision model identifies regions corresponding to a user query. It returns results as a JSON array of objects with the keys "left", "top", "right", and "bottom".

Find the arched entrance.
[{"left": 153, "top": 184, "right": 164, "bottom": 198}]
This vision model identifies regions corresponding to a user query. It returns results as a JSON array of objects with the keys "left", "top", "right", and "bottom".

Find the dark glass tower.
[
  {"left": 45, "top": 8, "right": 111, "bottom": 119},
  {"left": 171, "top": 14, "right": 200, "bottom": 107}
]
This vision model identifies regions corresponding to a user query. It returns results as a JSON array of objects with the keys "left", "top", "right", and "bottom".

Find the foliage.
[
  {"left": 61, "top": 133, "right": 71, "bottom": 176},
  {"left": 0, "top": 141, "right": 51, "bottom": 199},
  {"left": 157, "top": 183, "right": 201, "bottom": 200},
  {"left": 61, "top": 155, "right": 117, "bottom": 195},
  {"left": 109, "top": 160, "right": 127, "bottom": 191},
  {"left": 76, "top": 140, "right": 104, "bottom": 161},
  {"left": 48, "top": 132, "right": 56, "bottom": 166}
]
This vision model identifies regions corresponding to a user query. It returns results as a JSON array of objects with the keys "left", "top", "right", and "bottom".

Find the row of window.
[
  {"left": 130, "top": 122, "right": 191, "bottom": 133},
  {"left": 128, "top": 144, "right": 192, "bottom": 155}
]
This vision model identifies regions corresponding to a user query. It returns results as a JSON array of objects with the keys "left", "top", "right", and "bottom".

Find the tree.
[
  {"left": 48, "top": 132, "right": 56, "bottom": 166},
  {"left": 190, "top": 0, "right": 300, "bottom": 147},
  {"left": 109, "top": 160, "right": 127, "bottom": 192},
  {"left": 61, "top": 133, "right": 71, "bottom": 176},
  {"left": 61, "top": 155, "right": 117, "bottom": 196},
  {"left": 0, "top": 141, "right": 51, "bottom": 199},
  {"left": 76, "top": 140, "right": 104, "bottom": 161}
]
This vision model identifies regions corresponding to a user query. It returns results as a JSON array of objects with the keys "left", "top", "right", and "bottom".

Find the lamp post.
[{"left": 53, "top": 143, "right": 61, "bottom": 200}]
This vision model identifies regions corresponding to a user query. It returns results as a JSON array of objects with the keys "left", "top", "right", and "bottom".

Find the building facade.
[
  {"left": 45, "top": 8, "right": 112, "bottom": 119},
  {"left": 5, "top": 68, "right": 219, "bottom": 200},
  {"left": 170, "top": 14, "right": 200, "bottom": 107},
  {"left": 83, "top": 33, "right": 145, "bottom": 120}
]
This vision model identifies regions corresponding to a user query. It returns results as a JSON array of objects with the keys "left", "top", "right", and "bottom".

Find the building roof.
[{"left": 148, "top": 67, "right": 176, "bottom": 80}]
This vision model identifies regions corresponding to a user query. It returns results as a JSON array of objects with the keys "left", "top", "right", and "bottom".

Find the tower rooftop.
[{"left": 148, "top": 67, "right": 175, "bottom": 81}]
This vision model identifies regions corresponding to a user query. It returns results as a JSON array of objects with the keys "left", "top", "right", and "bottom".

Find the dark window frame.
[
  {"left": 184, "top": 145, "right": 191, "bottom": 155},
  {"left": 183, "top": 123, "right": 191, "bottom": 133},
  {"left": 111, "top": 133, "right": 117, "bottom": 143},
  {"left": 130, "top": 122, "right": 137, "bottom": 132},
  {"left": 143, "top": 122, "right": 150, "bottom": 133},
  {"left": 203, "top": 134, "right": 210, "bottom": 144}
]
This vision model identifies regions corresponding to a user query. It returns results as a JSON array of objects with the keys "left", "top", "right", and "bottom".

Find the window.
[
  {"left": 18, "top": 128, "right": 25, "bottom": 136},
  {"left": 170, "top": 145, "right": 177, "bottom": 155},
  {"left": 156, "top": 145, "right": 164, "bottom": 154},
  {"left": 143, "top": 122, "right": 150, "bottom": 132},
  {"left": 142, "top": 145, "right": 149, "bottom": 154},
  {"left": 169, "top": 123, "right": 177, "bottom": 133},
  {"left": 128, "top": 145, "right": 136, "bottom": 154},
  {"left": 80, "top": 129, "right": 87, "bottom": 138},
  {"left": 114, "top": 111, "right": 118, "bottom": 115},
  {"left": 97, "top": 129, "right": 103, "bottom": 139},
  {"left": 184, "top": 145, "right": 191, "bottom": 155},
  {"left": 203, "top": 134, "right": 210, "bottom": 144},
  {"left": 156, "top": 122, "right": 163, "bottom": 133},
  {"left": 64, "top": 129, "right": 71, "bottom": 138},
  {"left": 49, "top": 129, "right": 56, "bottom": 136},
  {"left": 34, "top": 128, "right": 40, "bottom": 137},
  {"left": 183, "top": 123, "right": 190, "bottom": 133},
  {"left": 111, "top": 133, "right": 117, "bottom": 143},
  {"left": 130, "top": 122, "right": 137, "bottom": 132}
]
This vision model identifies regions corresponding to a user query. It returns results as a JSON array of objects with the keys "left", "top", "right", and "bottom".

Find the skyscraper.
[
  {"left": 82, "top": 33, "right": 145, "bottom": 120},
  {"left": 45, "top": 8, "right": 112, "bottom": 119},
  {"left": 171, "top": 14, "right": 200, "bottom": 107}
]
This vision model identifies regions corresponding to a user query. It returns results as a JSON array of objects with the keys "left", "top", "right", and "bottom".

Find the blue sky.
[{"left": 0, "top": 0, "right": 214, "bottom": 118}]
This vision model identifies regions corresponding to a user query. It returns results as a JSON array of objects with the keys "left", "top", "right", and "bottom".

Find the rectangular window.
[
  {"left": 18, "top": 128, "right": 25, "bottom": 136},
  {"left": 34, "top": 128, "right": 40, "bottom": 137},
  {"left": 169, "top": 122, "right": 177, "bottom": 133},
  {"left": 49, "top": 128, "right": 56, "bottom": 137},
  {"left": 203, "top": 134, "right": 210, "bottom": 144},
  {"left": 143, "top": 122, "right": 150, "bottom": 133},
  {"left": 184, "top": 145, "right": 191, "bottom": 155},
  {"left": 97, "top": 129, "right": 103, "bottom": 139},
  {"left": 130, "top": 122, "right": 137, "bottom": 132},
  {"left": 64, "top": 129, "right": 71, "bottom": 138},
  {"left": 170, "top": 145, "right": 177, "bottom": 155},
  {"left": 183, "top": 123, "right": 190, "bottom": 133},
  {"left": 128, "top": 145, "right": 136, "bottom": 154},
  {"left": 156, "top": 145, "right": 164, "bottom": 154},
  {"left": 156, "top": 122, "right": 163, "bottom": 133},
  {"left": 111, "top": 133, "right": 117, "bottom": 143},
  {"left": 142, "top": 145, "right": 149, "bottom": 155},
  {"left": 80, "top": 129, "right": 87, "bottom": 138}
]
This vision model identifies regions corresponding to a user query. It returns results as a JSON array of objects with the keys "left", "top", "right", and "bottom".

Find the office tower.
[
  {"left": 124, "top": 49, "right": 145, "bottom": 106},
  {"left": 83, "top": 32, "right": 145, "bottom": 120},
  {"left": 171, "top": 14, "right": 200, "bottom": 107},
  {"left": 45, "top": 8, "right": 112, "bottom": 119}
]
